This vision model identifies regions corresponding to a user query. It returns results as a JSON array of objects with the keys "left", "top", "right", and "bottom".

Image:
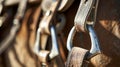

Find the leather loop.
[
  {"left": 66, "top": 47, "right": 89, "bottom": 67},
  {"left": 74, "top": 0, "right": 99, "bottom": 32}
]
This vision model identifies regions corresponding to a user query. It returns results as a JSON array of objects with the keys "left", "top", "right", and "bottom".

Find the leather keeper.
[
  {"left": 74, "top": 0, "right": 95, "bottom": 32},
  {"left": 66, "top": 47, "right": 89, "bottom": 67}
]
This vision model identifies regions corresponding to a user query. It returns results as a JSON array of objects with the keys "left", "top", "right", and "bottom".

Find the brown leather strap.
[
  {"left": 90, "top": 53, "right": 110, "bottom": 67},
  {"left": 66, "top": 47, "right": 89, "bottom": 67},
  {"left": 74, "top": 0, "right": 95, "bottom": 32},
  {"left": 39, "top": 0, "right": 60, "bottom": 34},
  {"left": 74, "top": 0, "right": 99, "bottom": 32}
]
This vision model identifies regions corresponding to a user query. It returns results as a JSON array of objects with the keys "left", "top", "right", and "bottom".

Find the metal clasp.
[
  {"left": 34, "top": 25, "right": 59, "bottom": 62},
  {"left": 67, "top": 25, "right": 101, "bottom": 57}
]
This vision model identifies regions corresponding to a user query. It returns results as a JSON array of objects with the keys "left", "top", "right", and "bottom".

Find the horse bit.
[{"left": 0, "top": 0, "right": 102, "bottom": 67}]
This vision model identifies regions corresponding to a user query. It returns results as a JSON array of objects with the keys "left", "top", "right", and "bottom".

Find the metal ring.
[{"left": 67, "top": 25, "right": 101, "bottom": 55}]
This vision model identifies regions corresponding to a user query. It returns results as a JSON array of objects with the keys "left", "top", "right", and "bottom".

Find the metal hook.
[
  {"left": 87, "top": 25, "right": 101, "bottom": 54},
  {"left": 34, "top": 26, "right": 59, "bottom": 60},
  {"left": 67, "top": 26, "right": 76, "bottom": 51},
  {"left": 49, "top": 26, "right": 59, "bottom": 59},
  {"left": 67, "top": 25, "right": 101, "bottom": 56}
]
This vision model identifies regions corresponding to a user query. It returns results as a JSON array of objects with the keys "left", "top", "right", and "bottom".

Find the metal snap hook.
[
  {"left": 49, "top": 26, "right": 59, "bottom": 59},
  {"left": 67, "top": 25, "right": 101, "bottom": 56},
  {"left": 34, "top": 25, "right": 59, "bottom": 61},
  {"left": 87, "top": 25, "right": 101, "bottom": 55}
]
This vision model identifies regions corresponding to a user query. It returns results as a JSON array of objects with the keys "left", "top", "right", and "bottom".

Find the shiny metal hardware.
[
  {"left": 49, "top": 26, "right": 59, "bottom": 59},
  {"left": 34, "top": 26, "right": 59, "bottom": 60},
  {"left": 67, "top": 25, "right": 101, "bottom": 56}
]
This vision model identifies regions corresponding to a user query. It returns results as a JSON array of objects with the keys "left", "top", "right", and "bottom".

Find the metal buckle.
[
  {"left": 67, "top": 25, "right": 101, "bottom": 57},
  {"left": 34, "top": 25, "right": 59, "bottom": 60}
]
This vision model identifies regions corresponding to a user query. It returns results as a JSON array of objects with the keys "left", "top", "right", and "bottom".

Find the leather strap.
[
  {"left": 39, "top": 0, "right": 60, "bottom": 34},
  {"left": 90, "top": 53, "right": 110, "bottom": 67},
  {"left": 66, "top": 47, "right": 89, "bottom": 67},
  {"left": 0, "top": 0, "right": 27, "bottom": 54},
  {"left": 74, "top": 0, "right": 99, "bottom": 32}
]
